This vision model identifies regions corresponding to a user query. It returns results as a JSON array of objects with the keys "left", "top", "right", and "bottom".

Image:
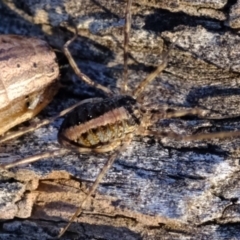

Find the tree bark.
[{"left": 1, "top": 0, "right": 240, "bottom": 239}]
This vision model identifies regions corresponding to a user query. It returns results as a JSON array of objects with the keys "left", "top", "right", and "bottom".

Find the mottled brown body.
[
  {"left": 58, "top": 96, "right": 141, "bottom": 149},
  {"left": 0, "top": 35, "right": 59, "bottom": 135}
]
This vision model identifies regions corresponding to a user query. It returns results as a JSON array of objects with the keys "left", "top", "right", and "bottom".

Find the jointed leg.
[
  {"left": 0, "top": 134, "right": 122, "bottom": 170},
  {"left": 182, "top": 130, "right": 240, "bottom": 141},
  {"left": 151, "top": 106, "right": 240, "bottom": 122},
  {"left": 163, "top": 107, "right": 209, "bottom": 119},
  {"left": 145, "top": 107, "right": 209, "bottom": 126},
  {"left": 0, "top": 98, "right": 102, "bottom": 144},
  {"left": 57, "top": 136, "right": 133, "bottom": 238},
  {"left": 122, "top": 0, "right": 133, "bottom": 94},
  {"left": 139, "top": 103, "right": 240, "bottom": 140},
  {"left": 138, "top": 129, "right": 240, "bottom": 142},
  {"left": 164, "top": 108, "right": 240, "bottom": 120},
  {"left": 133, "top": 31, "right": 184, "bottom": 99},
  {"left": 63, "top": 27, "right": 113, "bottom": 97},
  {"left": 0, "top": 148, "right": 69, "bottom": 169}
]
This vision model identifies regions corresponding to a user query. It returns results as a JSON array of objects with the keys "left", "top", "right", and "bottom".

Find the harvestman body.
[{"left": 1, "top": 0, "right": 240, "bottom": 238}]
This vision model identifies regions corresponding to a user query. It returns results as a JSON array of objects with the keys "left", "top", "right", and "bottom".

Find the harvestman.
[{"left": 1, "top": 0, "right": 240, "bottom": 238}]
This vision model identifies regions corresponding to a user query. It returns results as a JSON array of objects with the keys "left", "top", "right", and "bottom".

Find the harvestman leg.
[
  {"left": 143, "top": 107, "right": 240, "bottom": 140},
  {"left": 121, "top": 0, "right": 182, "bottom": 97},
  {"left": 133, "top": 30, "right": 184, "bottom": 99},
  {"left": 1, "top": 148, "right": 69, "bottom": 169},
  {"left": 0, "top": 98, "right": 103, "bottom": 169},
  {"left": 162, "top": 107, "right": 240, "bottom": 120},
  {"left": 57, "top": 136, "right": 133, "bottom": 238},
  {"left": 139, "top": 128, "right": 240, "bottom": 141},
  {"left": 57, "top": 2, "right": 188, "bottom": 238},
  {"left": 63, "top": 27, "right": 113, "bottom": 97},
  {"left": 122, "top": 0, "right": 133, "bottom": 94},
  {"left": 162, "top": 107, "right": 209, "bottom": 119},
  {"left": 0, "top": 135, "right": 125, "bottom": 170},
  {"left": 0, "top": 98, "right": 102, "bottom": 144},
  {"left": 57, "top": 4, "right": 136, "bottom": 235}
]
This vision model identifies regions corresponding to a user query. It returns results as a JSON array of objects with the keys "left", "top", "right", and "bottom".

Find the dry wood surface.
[{"left": 1, "top": 0, "right": 240, "bottom": 239}]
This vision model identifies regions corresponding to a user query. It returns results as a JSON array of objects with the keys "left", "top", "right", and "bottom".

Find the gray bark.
[{"left": 1, "top": 0, "right": 240, "bottom": 239}]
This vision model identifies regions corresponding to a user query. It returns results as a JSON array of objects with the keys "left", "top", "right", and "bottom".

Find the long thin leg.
[
  {"left": 163, "top": 108, "right": 209, "bottom": 119},
  {"left": 0, "top": 148, "right": 69, "bottom": 169},
  {"left": 145, "top": 107, "right": 209, "bottom": 126},
  {"left": 149, "top": 106, "right": 240, "bottom": 126},
  {"left": 0, "top": 136, "right": 122, "bottom": 169},
  {"left": 164, "top": 108, "right": 240, "bottom": 120},
  {"left": 57, "top": 137, "right": 132, "bottom": 238},
  {"left": 139, "top": 129, "right": 240, "bottom": 141},
  {"left": 182, "top": 131, "right": 240, "bottom": 141},
  {"left": 0, "top": 98, "right": 102, "bottom": 144},
  {"left": 63, "top": 27, "right": 113, "bottom": 97},
  {"left": 122, "top": 0, "right": 133, "bottom": 94},
  {"left": 133, "top": 30, "right": 184, "bottom": 98}
]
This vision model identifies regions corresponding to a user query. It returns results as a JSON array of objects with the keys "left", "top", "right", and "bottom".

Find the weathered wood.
[{"left": 1, "top": 0, "right": 240, "bottom": 239}]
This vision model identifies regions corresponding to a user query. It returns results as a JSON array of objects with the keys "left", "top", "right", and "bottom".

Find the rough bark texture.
[{"left": 1, "top": 0, "right": 240, "bottom": 239}]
